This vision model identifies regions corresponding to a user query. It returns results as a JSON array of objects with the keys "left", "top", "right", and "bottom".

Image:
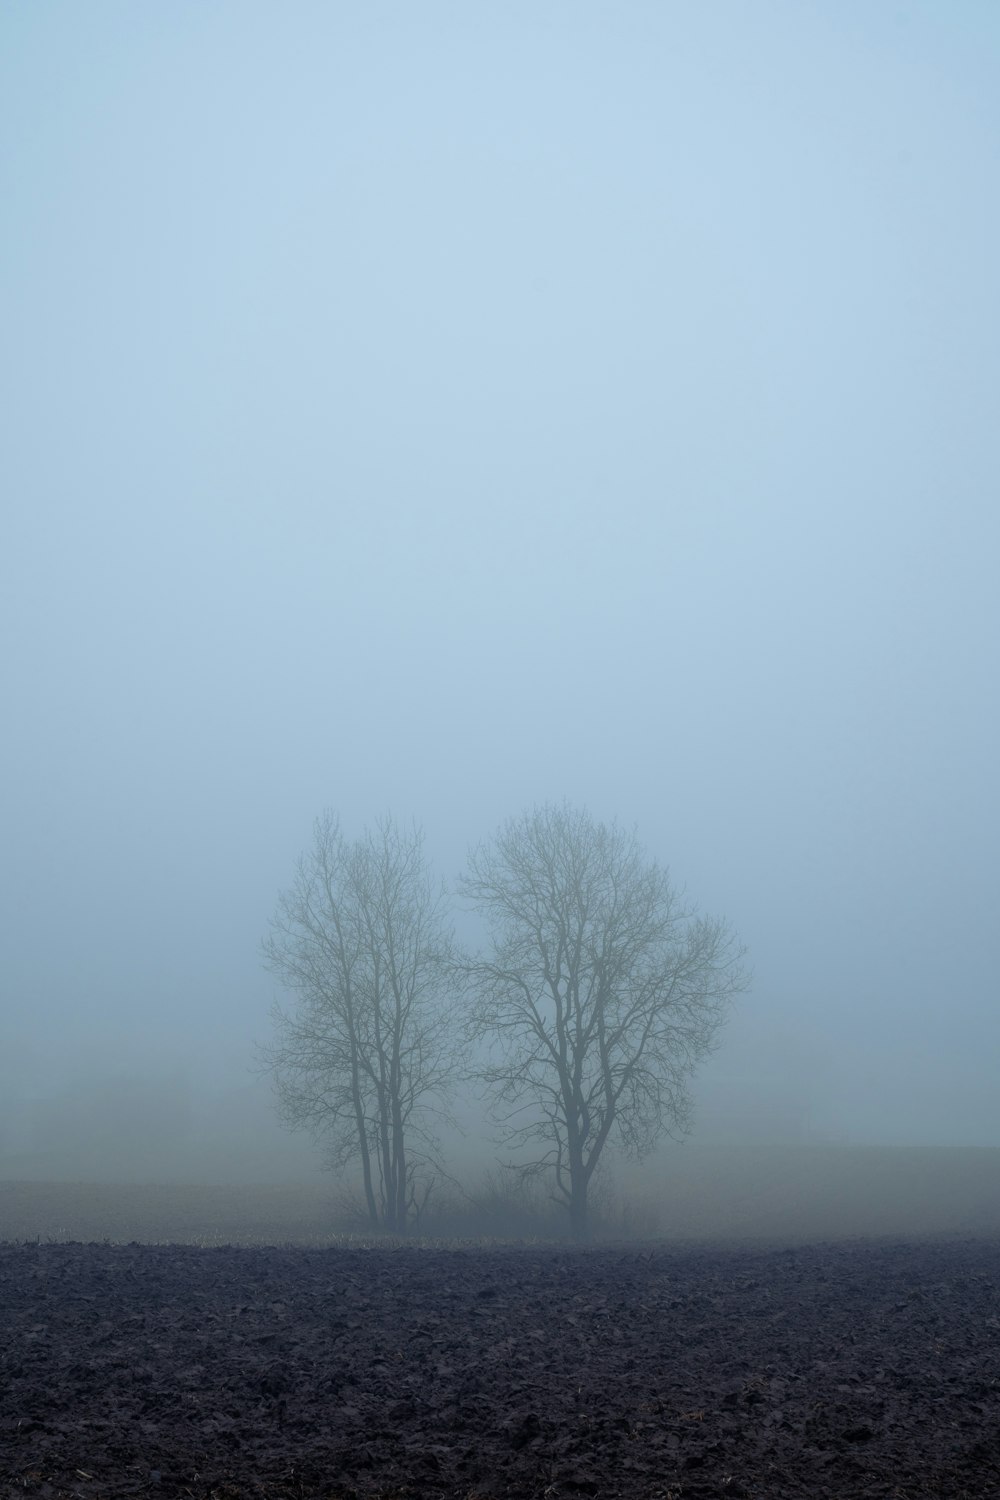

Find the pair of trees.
[{"left": 262, "top": 804, "right": 748, "bottom": 1240}]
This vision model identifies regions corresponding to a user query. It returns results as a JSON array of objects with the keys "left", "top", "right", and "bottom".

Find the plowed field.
[{"left": 2, "top": 1238, "right": 999, "bottom": 1499}]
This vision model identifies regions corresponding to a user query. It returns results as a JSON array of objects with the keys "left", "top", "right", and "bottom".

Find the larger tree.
[
  {"left": 261, "top": 813, "right": 458, "bottom": 1234},
  {"left": 461, "top": 804, "right": 749, "bottom": 1239}
]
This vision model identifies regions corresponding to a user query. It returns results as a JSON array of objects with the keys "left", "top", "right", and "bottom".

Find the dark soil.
[{"left": 2, "top": 1237, "right": 999, "bottom": 1499}]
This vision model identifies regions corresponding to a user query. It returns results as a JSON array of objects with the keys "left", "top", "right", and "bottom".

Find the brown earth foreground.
[{"left": 2, "top": 1238, "right": 999, "bottom": 1500}]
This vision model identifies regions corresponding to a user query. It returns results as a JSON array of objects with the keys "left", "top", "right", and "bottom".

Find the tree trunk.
[
  {"left": 349, "top": 1040, "right": 379, "bottom": 1228},
  {"left": 562, "top": 1082, "right": 590, "bottom": 1241},
  {"left": 569, "top": 1184, "right": 589, "bottom": 1242},
  {"left": 356, "top": 1114, "right": 379, "bottom": 1229},
  {"left": 392, "top": 1103, "right": 408, "bottom": 1235},
  {"left": 375, "top": 1080, "right": 395, "bottom": 1232},
  {"left": 569, "top": 1145, "right": 590, "bottom": 1241}
]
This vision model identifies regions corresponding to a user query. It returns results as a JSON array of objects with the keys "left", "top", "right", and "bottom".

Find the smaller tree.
[
  {"left": 460, "top": 804, "right": 749, "bottom": 1239},
  {"left": 260, "top": 813, "right": 458, "bottom": 1234}
]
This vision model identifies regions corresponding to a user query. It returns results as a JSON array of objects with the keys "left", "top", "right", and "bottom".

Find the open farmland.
[
  {"left": 3, "top": 1155, "right": 1000, "bottom": 1498},
  {"left": 2, "top": 1235, "right": 999, "bottom": 1499}
]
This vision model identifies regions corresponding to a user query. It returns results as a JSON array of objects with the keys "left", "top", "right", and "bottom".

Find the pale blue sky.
[{"left": 2, "top": 2, "right": 998, "bottom": 1158}]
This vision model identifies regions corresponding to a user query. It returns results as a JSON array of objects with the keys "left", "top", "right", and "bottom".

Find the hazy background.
[{"left": 2, "top": 3, "right": 998, "bottom": 1188}]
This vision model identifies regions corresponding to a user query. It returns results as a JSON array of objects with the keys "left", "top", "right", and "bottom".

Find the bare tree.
[
  {"left": 260, "top": 813, "right": 458, "bottom": 1234},
  {"left": 460, "top": 803, "right": 749, "bottom": 1240}
]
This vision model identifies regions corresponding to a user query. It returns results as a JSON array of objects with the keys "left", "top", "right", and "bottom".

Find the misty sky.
[{"left": 2, "top": 3, "right": 998, "bottom": 1158}]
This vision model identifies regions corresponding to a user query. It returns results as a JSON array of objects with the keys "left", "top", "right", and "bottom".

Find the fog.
[{"left": 2, "top": 4, "right": 998, "bottom": 1202}]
